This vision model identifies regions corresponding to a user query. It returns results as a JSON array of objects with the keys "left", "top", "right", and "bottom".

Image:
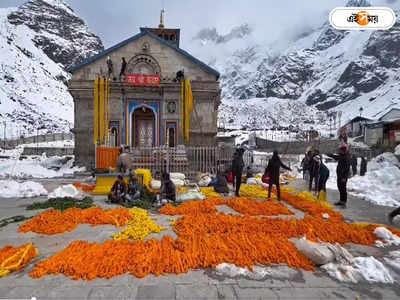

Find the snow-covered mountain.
[
  {"left": 0, "top": 0, "right": 103, "bottom": 138},
  {"left": 190, "top": 0, "right": 400, "bottom": 132}
]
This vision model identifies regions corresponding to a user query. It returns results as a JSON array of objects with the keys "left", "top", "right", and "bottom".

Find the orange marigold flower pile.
[
  {"left": 25, "top": 189, "right": 400, "bottom": 280},
  {"left": 19, "top": 207, "right": 132, "bottom": 235},
  {"left": 0, "top": 243, "right": 38, "bottom": 277}
]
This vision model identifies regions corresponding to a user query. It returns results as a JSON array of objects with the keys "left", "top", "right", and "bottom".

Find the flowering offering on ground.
[
  {"left": 0, "top": 243, "right": 38, "bottom": 277},
  {"left": 19, "top": 207, "right": 132, "bottom": 235},
  {"left": 112, "top": 207, "right": 166, "bottom": 241}
]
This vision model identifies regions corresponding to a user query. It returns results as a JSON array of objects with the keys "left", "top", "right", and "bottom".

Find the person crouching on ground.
[
  {"left": 126, "top": 170, "right": 141, "bottom": 203},
  {"left": 159, "top": 172, "right": 176, "bottom": 203},
  {"left": 232, "top": 148, "right": 245, "bottom": 197},
  {"left": 315, "top": 154, "right": 330, "bottom": 202},
  {"left": 266, "top": 150, "right": 292, "bottom": 201},
  {"left": 327, "top": 145, "right": 350, "bottom": 208},
  {"left": 214, "top": 171, "right": 229, "bottom": 195},
  {"left": 108, "top": 175, "right": 127, "bottom": 204}
]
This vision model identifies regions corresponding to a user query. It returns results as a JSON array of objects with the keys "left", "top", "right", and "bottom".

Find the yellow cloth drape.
[
  {"left": 181, "top": 79, "right": 193, "bottom": 142},
  {"left": 93, "top": 77, "right": 110, "bottom": 144},
  {"left": 93, "top": 78, "right": 99, "bottom": 144}
]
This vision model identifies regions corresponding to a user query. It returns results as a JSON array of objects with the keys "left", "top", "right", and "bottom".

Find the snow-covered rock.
[{"left": 0, "top": 180, "right": 48, "bottom": 198}]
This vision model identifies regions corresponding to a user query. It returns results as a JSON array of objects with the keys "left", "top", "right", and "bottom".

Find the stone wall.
[
  {"left": 22, "top": 147, "right": 74, "bottom": 156},
  {"left": 0, "top": 132, "right": 73, "bottom": 149},
  {"left": 255, "top": 138, "right": 340, "bottom": 154}
]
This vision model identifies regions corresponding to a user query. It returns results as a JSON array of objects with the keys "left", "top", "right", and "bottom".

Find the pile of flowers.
[
  {"left": 239, "top": 185, "right": 271, "bottom": 198},
  {"left": 199, "top": 187, "right": 221, "bottom": 198},
  {"left": 112, "top": 207, "right": 166, "bottom": 241},
  {"left": 0, "top": 243, "right": 38, "bottom": 277},
  {"left": 19, "top": 207, "right": 132, "bottom": 235}
]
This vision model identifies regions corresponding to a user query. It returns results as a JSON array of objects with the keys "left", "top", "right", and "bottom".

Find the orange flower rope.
[
  {"left": 19, "top": 207, "right": 132, "bottom": 235},
  {"left": 0, "top": 243, "right": 38, "bottom": 277}
]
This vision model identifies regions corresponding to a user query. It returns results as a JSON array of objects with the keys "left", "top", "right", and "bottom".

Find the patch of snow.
[
  {"left": 395, "top": 144, "right": 400, "bottom": 155},
  {"left": 48, "top": 184, "right": 84, "bottom": 199},
  {"left": 0, "top": 180, "right": 47, "bottom": 198},
  {"left": 0, "top": 154, "right": 85, "bottom": 179},
  {"left": 374, "top": 227, "right": 400, "bottom": 247}
]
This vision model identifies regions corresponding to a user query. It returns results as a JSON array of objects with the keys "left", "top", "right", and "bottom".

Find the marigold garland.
[
  {"left": 200, "top": 187, "right": 221, "bottom": 198},
  {"left": 19, "top": 207, "right": 132, "bottom": 235},
  {"left": 0, "top": 243, "right": 38, "bottom": 277},
  {"left": 112, "top": 208, "right": 166, "bottom": 241},
  {"left": 26, "top": 188, "right": 397, "bottom": 280}
]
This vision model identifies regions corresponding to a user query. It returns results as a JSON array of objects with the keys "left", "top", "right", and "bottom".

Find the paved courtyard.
[{"left": 0, "top": 178, "right": 399, "bottom": 300}]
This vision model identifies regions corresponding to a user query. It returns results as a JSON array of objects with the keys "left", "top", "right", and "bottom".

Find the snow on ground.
[
  {"left": 326, "top": 153, "right": 400, "bottom": 207},
  {"left": 322, "top": 257, "right": 394, "bottom": 284},
  {"left": 374, "top": 227, "right": 400, "bottom": 247},
  {"left": 0, "top": 180, "right": 47, "bottom": 198},
  {"left": 48, "top": 184, "right": 84, "bottom": 199},
  {"left": 0, "top": 154, "right": 85, "bottom": 179},
  {"left": 396, "top": 144, "right": 400, "bottom": 155}
]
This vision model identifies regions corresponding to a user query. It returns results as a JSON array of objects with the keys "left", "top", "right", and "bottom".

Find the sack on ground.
[
  {"left": 150, "top": 180, "right": 161, "bottom": 190},
  {"left": 170, "top": 173, "right": 186, "bottom": 180},
  {"left": 246, "top": 178, "right": 258, "bottom": 185},
  {"left": 199, "top": 176, "right": 212, "bottom": 187},
  {"left": 177, "top": 192, "right": 205, "bottom": 202},
  {"left": 292, "top": 237, "right": 335, "bottom": 265},
  {"left": 171, "top": 178, "right": 185, "bottom": 187}
]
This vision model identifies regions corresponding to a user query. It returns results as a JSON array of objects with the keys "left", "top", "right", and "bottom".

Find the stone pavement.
[{"left": 0, "top": 178, "right": 399, "bottom": 300}]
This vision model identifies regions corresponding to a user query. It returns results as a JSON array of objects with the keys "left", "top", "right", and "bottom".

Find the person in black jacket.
[
  {"left": 360, "top": 156, "right": 367, "bottom": 176},
  {"left": 159, "top": 172, "right": 176, "bottom": 203},
  {"left": 119, "top": 57, "right": 127, "bottom": 81},
  {"left": 350, "top": 154, "right": 358, "bottom": 177},
  {"left": 232, "top": 148, "right": 245, "bottom": 197},
  {"left": 315, "top": 155, "right": 330, "bottom": 198},
  {"left": 309, "top": 150, "right": 320, "bottom": 192},
  {"left": 214, "top": 171, "right": 229, "bottom": 194},
  {"left": 108, "top": 175, "right": 127, "bottom": 204},
  {"left": 389, "top": 207, "right": 400, "bottom": 224},
  {"left": 266, "top": 150, "right": 292, "bottom": 201},
  {"left": 327, "top": 146, "right": 350, "bottom": 208}
]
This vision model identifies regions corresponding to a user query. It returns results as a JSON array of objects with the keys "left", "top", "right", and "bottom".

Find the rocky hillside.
[
  {"left": 7, "top": 0, "right": 104, "bottom": 69},
  {"left": 0, "top": 0, "right": 103, "bottom": 138}
]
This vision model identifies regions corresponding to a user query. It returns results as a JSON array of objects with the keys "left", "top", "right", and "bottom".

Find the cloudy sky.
[{"left": 1, "top": 0, "right": 398, "bottom": 48}]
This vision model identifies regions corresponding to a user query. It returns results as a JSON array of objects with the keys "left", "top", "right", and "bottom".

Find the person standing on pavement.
[
  {"left": 309, "top": 150, "right": 320, "bottom": 192},
  {"left": 360, "top": 156, "right": 367, "bottom": 176},
  {"left": 315, "top": 155, "right": 330, "bottom": 201},
  {"left": 327, "top": 145, "right": 350, "bottom": 208},
  {"left": 350, "top": 154, "right": 358, "bottom": 177},
  {"left": 266, "top": 150, "right": 292, "bottom": 201},
  {"left": 232, "top": 148, "right": 245, "bottom": 197}
]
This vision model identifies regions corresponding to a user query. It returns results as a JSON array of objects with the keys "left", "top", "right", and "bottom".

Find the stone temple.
[{"left": 68, "top": 13, "right": 221, "bottom": 168}]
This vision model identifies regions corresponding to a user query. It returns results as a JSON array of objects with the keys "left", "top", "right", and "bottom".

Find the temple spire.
[{"left": 159, "top": 9, "right": 165, "bottom": 28}]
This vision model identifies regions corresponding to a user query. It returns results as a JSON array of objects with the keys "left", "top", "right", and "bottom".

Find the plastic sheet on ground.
[
  {"left": 215, "top": 263, "right": 297, "bottom": 280},
  {"left": 322, "top": 257, "right": 394, "bottom": 284}
]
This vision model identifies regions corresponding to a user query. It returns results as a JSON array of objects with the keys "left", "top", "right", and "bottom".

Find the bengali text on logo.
[{"left": 330, "top": 7, "right": 396, "bottom": 30}]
